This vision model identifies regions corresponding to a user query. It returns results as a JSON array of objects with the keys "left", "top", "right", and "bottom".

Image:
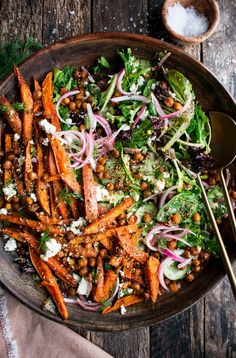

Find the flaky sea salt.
[{"left": 166, "top": 3, "right": 209, "bottom": 37}]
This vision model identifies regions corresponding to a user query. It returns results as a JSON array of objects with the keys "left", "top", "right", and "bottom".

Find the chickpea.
[
  {"left": 26, "top": 197, "right": 34, "bottom": 206},
  {"left": 131, "top": 283, "right": 140, "bottom": 291},
  {"left": 164, "top": 97, "right": 174, "bottom": 107},
  {"left": 134, "top": 152, "right": 144, "bottom": 161},
  {"left": 79, "top": 123, "right": 86, "bottom": 132},
  {"left": 12, "top": 196, "right": 20, "bottom": 203},
  {"left": 13, "top": 203, "right": 20, "bottom": 211},
  {"left": 89, "top": 257, "right": 96, "bottom": 267},
  {"left": 167, "top": 240, "right": 177, "bottom": 250},
  {"left": 160, "top": 81, "right": 168, "bottom": 90},
  {"left": 33, "top": 90, "right": 42, "bottom": 100},
  {"left": 79, "top": 267, "right": 88, "bottom": 277},
  {"left": 13, "top": 147, "right": 21, "bottom": 155},
  {"left": 81, "top": 102, "right": 87, "bottom": 111},
  {"left": 68, "top": 258, "right": 75, "bottom": 266},
  {"left": 78, "top": 258, "right": 88, "bottom": 268},
  {"left": 75, "top": 100, "right": 82, "bottom": 109},
  {"left": 230, "top": 191, "right": 236, "bottom": 200},
  {"left": 169, "top": 281, "right": 179, "bottom": 292},
  {"left": 62, "top": 97, "right": 70, "bottom": 106},
  {"left": 111, "top": 149, "right": 120, "bottom": 158},
  {"left": 57, "top": 250, "right": 65, "bottom": 258},
  {"left": 114, "top": 180, "right": 124, "bottom": 190},
  {"left": 164, "top": 278, "right": 170, "bottom": 286},
  {"left": 192, "top": 259, "right": 201, "bottom": 267},
  {"left": 190, "top": 247, "right": 198, "bottom": 256},
  {"left": 100, "top": 249, "right": 108, "bottom": 259},
  {"left": 103, "top": 171, "right": 110, "bottom": 179},
  {"left": 193, "top": 266, "right": 201, "bottom": 273},
  {"left": 184, "top": 250, "right": 191, "bottom": 259},
  {"left": 5, "top": 203, "right": 12, "bottom": 211},
  {"left": 143, "top": 190, "right": 152, "bottom": 198},
  {"left": 6, "top": 151, "right": 15, "bottom": 161},
  {"left": 193, "top": 213, "right": 201, "bottom": 222},
  {"left": 3, "top": 160, "right": 13, "bottom": 169},
  {"left": 29, "top": 171, "right": 37, "bottom": 181},
  {"left": 171, "top": 214, "right": 181, "bottom": 224},
  {"left": 173, "top": 102, "right": 183, "bottom": 111},
  {"left": 59, "top": 87, "right": 68, "bottom": 95},
  {"left": 186, "top": 273, "right": 195, "bottom": 282},
  {"left": 81, "top": 71, "right": 88, "bottom": 79},
  {"left": 114, "top": 90, "right": 122, "bottom": 97},
  {"left": 107, "top": 182, "right": 114, "bottom": 191},
  {"left": 79, "top": 87, "right": 85, "bottom": 96},
  {"left": 200, "top": 251, "right": 210, "bottom": 261},
  {"left": 140, "top": 181, "right": 149, "bottom": 191},
  {"left": 96, "top": 164, "right": 105, "bottom": 173},
  {"left": 98, "top": 156, "right": 107, "bottom": 165},
  {"left": 29, "top": 203, "right": 38, "bottom": 212},
  {"left": 75, "top": 93, "right": 84, "bottom": 101},
  {"left": 143, "top": 214, "right": 152, "bottom": 223},
  {"left": 87, "top": 96, "right": 93, "bottom": 104},
  {"left": 69, "top": 101, "right": 76, "bottom": 111}
]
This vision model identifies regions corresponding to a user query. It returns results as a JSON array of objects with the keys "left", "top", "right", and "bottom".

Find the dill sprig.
[
  {"left": 39, "top": 228, "right": 51, "bottom": 253},
  {"left": 0, "top": 37, "right": 42, "bottom": 81}
]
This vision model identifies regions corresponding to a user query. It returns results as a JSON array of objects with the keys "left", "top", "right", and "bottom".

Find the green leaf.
[
  {"left": 98, "top": 56, "right": 110, "bottom": 69},
  {"left": 58, "top": 186, "right": 83, "bottom": 205},
  {"left": 187, "top": 105, "right": 211, "bottom": 153},
  {"left": 53, "top": 66, "right": 77, "bottom": 102},
  {"left": 39, "top": 228, "right": 50, "bottom": 253},
  {"left": 166, "top": 69, "right": 193, "bottom": 103},
  {"left": 125, "top": 119, "right": 153, "bottom": 148}
]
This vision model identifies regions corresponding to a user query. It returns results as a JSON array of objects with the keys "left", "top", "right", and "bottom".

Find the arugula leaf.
[
  {"left": 125, "top": 119, "right": 153, "bottom": 148},
  {"left": 53, "top": 66, "right": 76, "bottom": 102},
  {"left": 166, "top": 69, "right": 193, "bottom": 103},
  {"left": 187, "top": 105, "right": 211, "bottom": 153},
  {"left": 40, "top": 228, "right": 50, "bottom": 253}
]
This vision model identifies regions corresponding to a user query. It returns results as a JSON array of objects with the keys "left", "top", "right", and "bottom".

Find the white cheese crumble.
[
  {"left": 96, "top": 185, "right": 110, "bottom": 202},
  {"left": 119, "top": 288, "right": 133, "bottom": 298},
  {"left": 42, "top": 138, "right": 49, "bottom": 146},
  {"left": 162, "top": 171, "right": 170, "bottom": 179},
  {"left": 40, "top": 238, "right": 62, "bottom": 261},
  {"left": 73, "top": 273, "right": 80, "bottom": 284},
  {"left": 14, "top": 133, "right": 20, "bottom": 141},
  {"left": 3, "top": 183, "right": 17, "bottom": 200},
  {"left": 30, "top": 193, "right": 37, "bottom": 202},
  {"left": 4, "top": 238, "right": 17, "bottom": 252},
  {"left": 77, "top": 277, "right": 92, "bottom": 296},
  {"left": 39, "top": 119, "right": 56, "bottom": 134},
  {"left": 67, "top": 217, "right": 87, "bottom": 235},
  {"left": 120, "top": 305, "right": 127, "bottom": 315},
  {"left": 0, "top": 208, "right": 8, "bottom": 215},
  {"left": 18, "top": 155, "right": 25, "bottom": 166},
  {"left": 29, "top": 140, "right": 34, "bottom": 145}
]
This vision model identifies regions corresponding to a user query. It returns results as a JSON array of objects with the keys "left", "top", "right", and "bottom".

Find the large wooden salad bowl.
[{"left": 0, "top": 33, "right": 235, "bottom": 331}]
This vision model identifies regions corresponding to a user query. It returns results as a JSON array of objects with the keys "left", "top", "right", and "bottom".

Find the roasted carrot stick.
[
  {"left": 33, "top": 78, "right": 42, "bottom": 114},
  {"left": 4, "top": 134, "right": 12, "bottom": 187},
  {"left": 29, "top": 247, "right": 69, "bottom": 319},
  {"left": 82, "top": 163, "right": 98, "bottom": 223},
  {"left": 0, "top": 96, "right": 22, "bottom": 134},
  {"left": 14, "top": 66, "right": 33, "bottom": 142},
  {"left": 13, "top": 140, "right": 24, "bottom": 196},
  {"left": 35, "top": 212, "right": 70, "bottom": 225},
  {"left": 41, "top": 72, "right": 61, "bottom": 131},
  {"left": 24, "top": 140, "right": 33, "bottom": 192},
  {"left": 84, "top": 197, "right": 133, "bottom": 235},
  {"left": 102, "top": 295, "right": 144, "bottom": 314},
  {"left": 0, "top": 214, "right": 65, "bottom": 235},
  {"left": 144, "top": 256, "right": 160, "bottom": 303},
  {"left": 93, "top": 256, "right": 105, "bottom": 302},
  {"left": 116, "top": 225, "right": 148, "bottom": 264}
]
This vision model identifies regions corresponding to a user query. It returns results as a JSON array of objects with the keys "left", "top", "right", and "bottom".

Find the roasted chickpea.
[
  {"left": 6, "top": 151, "right": 15, "bottom": 161},
  {"left": 230, "top": 191, "right": 236, "bottom": 200},
  {"left": 89, "top": 258, "right": 96, "bottom": 267},
  {"left": 100, "top": 249, "right": 108, "bottom": 259},
  {"left": 12, "top": 203, "right": 20, "bottom": 211},
  {"left": 75, "top": 93, "right": 84, "bottom": 101},
  {"left": 164, "top": 97, "right": 174, "bottom": 107},
  {"left": 143, "top": 190, "right": 152, "bottom": 198},
  {"left": 131, "top": 283, "right": 141, "bottom": 291},
  {"left": 79, "top": 87, "right": 85, "bottom": 96},
  {"left": 29, "top": 172, "right": 37, "bottom": 181},
  {"left": 98, "top": 156, "right": 107, "bottom": 165},
  {"left": 26, "top": 197, "right": 34, "bottom": 206},
  {"left": 169, "top": 281, "right": 179, "bottom": 292},
  {"left": 193, "top": 266, "right": 201, "bottom": 273},
  {"left": 62, "top": 97, "right": 70, "bottom": 106},
  {"left": 79, "top": 123, "right": 86, "bottom": 132},
  {"left": 68, "top": 258, "right": 75, "bottom": 266},
  {"left": 69, "top": 101, "right": 76, "bottom": 111},
  {"left": 134, "top": 152, "right": 144, "bottom": 161},
  {"left": 107, "top": 182, "right": 114, "bottom": 191},
  {"left": 193, "top": 213, "right": 201, "bottom": 222},
  {"left": 200, "top": 251, "right": 210, "bottom": 261},
  {"left": 128, "top": 215, "right": 137, "bottom": 225},
  {"left": 186, "top": 273, "right": 195, "bottom": 282},
  {"left": 12, "top": 196, "right": 20, "bottom": 203},
  {"left": 5, "top": 203, "right": 12, "bottom": 211},
  {"left": 143, "top": 214, "right": 152, "bottom": 223},
  {"left": 190, "top": 247, "right": 198, "bottom": 256},
  {"left": 171, "top": 214, "right": 181, "bottom": 224},
  {"left": 59, "top": 87, "right": 68, "bottom": 95},
  {"left": 3, "top": 160, "right": 13, "bottom": 169},
  {"left": 87, "top": 96, "right": 93, "bottom": 104},
  {"left": 160, "top": 81, "right": 168, "bottom": 90},
  {"left": 140, "top": 181, "right": 149, "bottom": 191},
  {"left": 81, "top": 102, "right": 87, "bottom": 111},
  {"left": 79, "top": 267, "right": 88, "bottom": 277},
  {"left": 75, "top": 100, "right": 82, "bottom": 109},
  {"left": 167, "top": 240, "right": 177, "bottom": 250},
  {"left": 192, "top": 259, "right": 201, "bottom": 267},
  {"left": 114, "top": 180, "right": 124, "bottom": 190},
  {"left": 96, "top": 164, "right": 105, "bottom": 173},
  {"left": 103, "top": 171, "right": 110, "bottom": 179},
  {"left": 111, "top": 149, "right": 120, "bottom": 158},
  {"left": 173, "top": 102, "right": 183, "bottom": 111},
  {"left": 114, "top": 90, "right": 122, "bottom": 97},
  {"left": 184, "top": 250, "right": 191, "bottom": 259},
  {"left": 78, "top": 258, "right": 88, "bottom": 268},
  {"left": 67, "top": 287, "right": 77, "bottom": 297}
]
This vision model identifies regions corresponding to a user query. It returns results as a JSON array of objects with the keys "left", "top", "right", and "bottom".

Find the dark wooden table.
[{"left": 0, "top": 0, "right": 235, "bottom": 357}]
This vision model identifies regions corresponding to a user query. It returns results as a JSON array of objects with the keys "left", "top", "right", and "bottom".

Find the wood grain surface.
[{"left": 0, "top": 0, "right": 235, "bottom": 357}]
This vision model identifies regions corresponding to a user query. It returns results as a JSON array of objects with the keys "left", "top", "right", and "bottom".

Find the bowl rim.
[
  {"left": 0, "top": 32, "right": 235, "bottom": 331},
  {"left": 161, "top": 0, "right": 220, "bottom": 44}
]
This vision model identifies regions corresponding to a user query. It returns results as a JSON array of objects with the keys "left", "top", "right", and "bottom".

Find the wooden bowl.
[
  {"left": 162, "top": 0, "right": 220, "bottom": 44},
  {"left": 0, "top": 33, "right": 235, "bottom": 331}
]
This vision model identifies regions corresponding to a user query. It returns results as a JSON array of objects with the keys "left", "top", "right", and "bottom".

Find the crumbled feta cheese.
[
  {"left": 85, "top": 90, "right": 90, "bottom": 98},
  {"left": 96, "top": 185, "right": 110, "bottom": 202},
  {"left": 3, "top": 183, "right": 17, "bottom": 200},
  {"left": 151, "top": 83, "right": 156, "bottom": 90},
  {"left": 14, "top": 133, "right": 20, "bottom": 141},
  {"left": 39, "top": 119, "right": 56, "bottom": 134},
  {"left": 130, "top": 191, "right": 140, "bottom": 202},
  {"left": 130, "top": 83, "right": 137, "bottom": 92},
  {"left": 77, "top": 277, "right": 92, "bottom": 296},
  {"left": 42, "top": 138, "right": 49, "bottom": 146},
  {"left": 67, "top": 217, "right": 87, "bottom": 235},
  {"left": 4, "top": 238, "right": 17, "bottom": 252},
  {"left": 73, "top": 273, "right": 80, "bottom": 284},
  {"left": 162, "top": 171, "right": 170, "bottom": 179},
  {"left": 119, "top": 288, "right": 133, "bottom": 298},
  {"left": 153, "top": 179, "right": 165, "bottom": 193},
  {"left": 30, "top": 193, "right": 37, "bottom": 202},
  {"left": 40, "top": 238, "right": 62, "bottom": 261},
  {"left": 18, "top": 155, "right": 25, "bottom": 166},
  {"left": 120, "top": 305, "right": 127, "bottom": 315},
  {"left": 137, "top": 76, "right": 145, "bottom": 87},
  {"left": 30, "top": 140, "right": 34, "bottom": 145},
  {"left": 0, "top": 208, "right": 8, "bottom": 215}
]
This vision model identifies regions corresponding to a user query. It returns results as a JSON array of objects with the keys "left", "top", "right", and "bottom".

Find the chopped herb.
[
  {"left": 58, "top": 186, "right": 83, "bottom": 205},
  {"left": 40, "top": 228, "right": 50, "bottom": 253}
]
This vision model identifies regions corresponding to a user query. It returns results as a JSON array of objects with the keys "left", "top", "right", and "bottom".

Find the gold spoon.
[{"left": 196, "top": 111, "right": 236, "bottom": 298}]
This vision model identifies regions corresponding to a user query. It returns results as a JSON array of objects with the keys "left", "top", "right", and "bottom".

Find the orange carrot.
[
  {"left": 144, "top": 256, "right": 160, "bottom": 303},
  {"left": 102, "top": 295, "right": 144, "bottom": 314},
  {"left": 0, "top": 96, "right": 22, "bottom": 134},
  {"left": 93, "top": 256, "right": 105, "bottom": 302},
  {"left": 82, "top": 163, "right": 98, "bottom": 222}
]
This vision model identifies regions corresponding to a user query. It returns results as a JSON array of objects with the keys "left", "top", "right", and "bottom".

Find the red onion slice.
[
  {"left": 55, "top": 90, "right": 80, "bottom": 124},
  {"left": 160, "top": 95, "right": 192, "bottom": 120},
  {"left": 178, "top": 258, "right": 192, "bottom": 269},
  {"left": 160, "top": 248, "right": 185, "bottom": 263},
  {"left": 94, "top": 114, "right": 112, "bottom": 136},
  {"left": 131, "top": 105, "right": 146, "bottom": 130},
  {"left": 151, "top": 93, "right": 165, "bottom": 117},
  {"left": 117, "top": 68, "right": 135, "bottom": 95},
  {"left": 158, "top": 257, "right": 171, "bottom": 291},
  {"left": 111, "top": 95, "right": 151, "bottom": 104},
  {"left": 159, "top": 185, "right": 178, "bottom": 208}
]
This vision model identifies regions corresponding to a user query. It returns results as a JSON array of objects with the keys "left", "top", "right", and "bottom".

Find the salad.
[{"left": 0, "top": 48, "right": 231, "bottom": 319}]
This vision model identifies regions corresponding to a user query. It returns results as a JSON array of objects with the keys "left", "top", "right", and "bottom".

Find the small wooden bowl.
[{"left": 162, "top": 0, "right": 220, "bottom": 44}]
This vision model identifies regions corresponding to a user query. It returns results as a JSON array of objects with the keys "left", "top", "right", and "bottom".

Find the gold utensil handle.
[
  {"left": 219, "top": 169, "right": 236, "bottom": 240},
  {"left": 196, "top": 174, "right": 236, "bottom": 300}
]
